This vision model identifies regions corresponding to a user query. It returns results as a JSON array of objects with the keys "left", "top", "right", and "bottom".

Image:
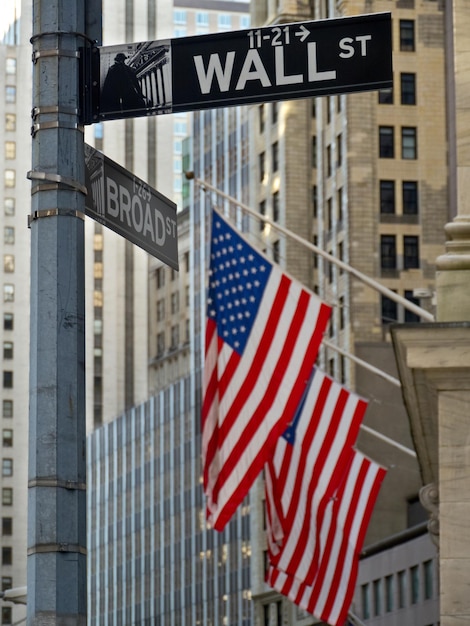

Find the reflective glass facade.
[{"left": 87, "top": 376, "right": 252, "bottom": 626}]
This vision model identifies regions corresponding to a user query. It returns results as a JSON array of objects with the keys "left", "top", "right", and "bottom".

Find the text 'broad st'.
[
  {"left": 84, "top": 145, "right": 178, "bottom": 269},
  {"left": 89, "top": 12, "right": 392, "bottom": 122}
]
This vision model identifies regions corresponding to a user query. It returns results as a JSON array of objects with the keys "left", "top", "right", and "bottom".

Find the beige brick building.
[{"left": 249, "top": 0, "right": 446, "bottom": 624}]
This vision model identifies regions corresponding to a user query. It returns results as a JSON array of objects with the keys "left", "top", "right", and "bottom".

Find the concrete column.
[{"left": 393, "top": 5, "right": 470, "bottom": 624}]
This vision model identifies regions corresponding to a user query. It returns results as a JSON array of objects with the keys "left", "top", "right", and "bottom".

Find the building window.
[
  {"left": 327, "top": 198, "right": 333, "bottom": 231},
  {"left": 400, "top": 20, "right": 415, "bottom": 51},
  {"left": 259, "top": 152, "right": 265, "bottom": 182},
  {"left": 3, "top": 342, "right": 13, "bottom": 360},
  {"left": 2, "top": 430, "right": 13, "bottom": 448},
  {"left": 272, "top": 101, "right": 279, "bottom": 124},
  {"left": 337, "top": 188, "right": 344, "bottom": 223},
  {"left": 156, "top": 332, "right": 165, "bottom": 356},
  {"left": 5, "top": 86, "right": 15, "bottom": 103},
  {"left": 240, "top": 15, "right": 250, "bottom": 29},
  {"left": 171, "top": 292, "right": 179, "bottom": 314},
  {"left": 403, "top": 181, "right": 419, "bottom": 214},
  {"left": 402, "top": 127, "right": 417, "bottom": 159},
  {"left": 398, "top": 570, "right": 407, "bottom": 608},
  {"left": 173, "top": 9, "right": 186, "bottom": 23},
  {"left": 1, "top": 488, "right": 12, "bottom": 506},
  {"left": 272, "top": 141, "right": 279, "bottom": 172},
  {"left": 196, "top": 11, "right": 208, "bottom": 26},
  {"left": 401, "top": 73, "right": 416, "bottom": 104},
  {"left": 381, "top": 294, "right": 398, "bottom": 324},
  {"left": 4, "top": 170, "right": 15, "bottom": 188},
  {"left": 4, "top": 142, "right": 15, "bottom": 160},
  {"left": 410, "top": 565, "right": 419, "bottom": 604},
  {"left": 423, "top": 560, "right": 433, "bottom": 600},
  {"left": 3, "top": 256, "right": 14, "bottom": 273},
  {"left": 3, "top": 285, "right": 14, "bottom": 302},
  {"left": 378, "top": 87, "right": 393, "bottom": 104},
  {"left": 259, "top": 200, "right": 266, "bottom": 230},
  {"left": 405, "top": 290, "right": 421, "bottom": 322},
  {"left": 156, "top": 299, "right": 165, "bottom": 322},
  {"left": 259, "top": 104, "right": 265, "bottom": 133},
  {"left": 380, "top": 180, "right": 395, "bottom": 214},
  {"left": 339, "top": 295, "right": 345, "bottom": 330},
  {"left": 4, "top": 199, "right": 14, "bottom": 216},
  {"left": 5, "top": 58, "right": 16, "bottom": 75},
  {"left": 385, "top": 575, "right": 394, "bottom": 612},
  {"left": 156, "top": 267, "right": 165, "bottom": 289},
  {"left": 379, "top": 126, "right": 394, "bottom": 158},
  {"left": 3, "top": 228, "right": 14, "bottom": 245},
  {"left": 312, "top": 185, "right": 317, "bottom": 218},
  {"left": 337, "top": 134, "right": 343, "bottom": 167},
  {"left": 170, "top": 324, "right": 179, "bottom": 349},
  {"left": 2, "top": 518, "right": 12, "bottom": 536},
  {"left": 1, "top": 577, "right": 12, "bottom": 592},
  {"left": 404, "top": 235, "right": 419, "bottom": 269},
  {"left": 312, "top": 135, "right": 317, "bottom": 168},
  {"left": 373, "top": 579, "right": 382, "bottom": 616},
  {"left": 3, "top": 372, "right": 13, "bottom": 389},
  {"left": 326, "top": 145, "right": 332, "bottom": 177},
  {"left": 272, "top": 191, "right": 279, "bottom": 222},
  {"left": 5, "top": 114, "right": 15, "bottom": 132},
  {"left": 361, "top": 583, "right": 370, "bottom": 619},
  {"left": 381, "top": 235, "right": 397, "bottom": 269},
  {"left": 263, "top": 604, "right": 270, "bottom": 626},
  {"left": 2, "top": 401, "right": 13, "bottom": 418},
  {"left": 3, "top": 314, "right": 13, "bottom": 331},
  {"left": 1, "top": 547, "right": 12, "bottom": 566},
  {"left": 2, "top": 606, "right": 12, "bottom": 624},
  {"left": 273, "top": 240, "right": 280, "bottom": 264},
  {"left": 2, "top": 459, "right": 13, "bottom": 477},
  {"left": 218, "top": 14, "right": 231, "bottom": 30}
]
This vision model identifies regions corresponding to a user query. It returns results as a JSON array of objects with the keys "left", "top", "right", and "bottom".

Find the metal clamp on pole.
[
  {"left": 31, "top": 105, "right": 79, "bottom": 119},
  {"left": 27, "top": 170, "right": 88, "bottom": 196},
  {"left": 27, "top": 543, "right": 87, "bottom": 556},
  {"left": 30, "top": 30, "right": 95, "bottom": 44},
  {"left": 32, "top": 48, "right": 80, "bottom": 63},
  {"left": 31, "top": 120, "right": 83, "bottom": 136},
  {"left": 28, "top": 209, "right": 86, "bottom": 228}
]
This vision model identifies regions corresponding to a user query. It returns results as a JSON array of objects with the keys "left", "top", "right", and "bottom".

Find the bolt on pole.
[{"left": 28, "top": 1, "right": 87, "bottom": 623}]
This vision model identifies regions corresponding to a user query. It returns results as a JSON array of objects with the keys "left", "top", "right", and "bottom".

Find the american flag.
[
  {"left": 265, "top": 368, "right": 367, "bottom": 583},
  {"left": 202, "top": 209, "right": 331, "bottom": 531},
  {"left": 267, "top": 449, "right": 386, "bottom": 626}
]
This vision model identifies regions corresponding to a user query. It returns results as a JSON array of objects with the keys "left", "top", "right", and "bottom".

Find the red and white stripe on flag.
[
  {"left": 202, "top": 209, "right": 331, "bottom": 531},
  {"left": 265, "top": 368, "right": 367, "bottom": 583},
  {"left": 267, "top": 450, "right": 387, "bottom": 626}
]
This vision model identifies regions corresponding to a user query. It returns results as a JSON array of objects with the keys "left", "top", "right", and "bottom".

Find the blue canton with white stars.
[{"left": 207, "top": 213, "right": 272, "bottom": 356}]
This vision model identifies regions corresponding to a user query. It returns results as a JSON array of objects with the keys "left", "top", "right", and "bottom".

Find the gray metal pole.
[{"left": 28, "top": 0, "right": 86, "bottom": 623}]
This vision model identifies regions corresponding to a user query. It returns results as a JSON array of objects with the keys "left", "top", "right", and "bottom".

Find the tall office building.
[
  {"left": 250, "top": 0, "right": 446, "bottom": 538},
  {"left": 248, "top": 0, "right": 445, "bottom": 623},
  {"left": 0, "top": 2, "right": 32, "bottom": 624}
]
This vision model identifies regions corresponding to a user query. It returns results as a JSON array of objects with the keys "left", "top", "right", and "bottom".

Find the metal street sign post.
[
  {"left": 84, "top": 12, "right": 392, "bottom": 123},
  {"left": 84, "top": 145, "right": 178, "bottom": 269}
]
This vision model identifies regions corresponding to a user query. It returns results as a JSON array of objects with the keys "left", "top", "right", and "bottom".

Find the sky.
[{"left": 0, "top": 0, "right": 21, "bottom": 43}]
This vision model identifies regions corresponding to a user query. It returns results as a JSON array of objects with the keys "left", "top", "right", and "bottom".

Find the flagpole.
[
  {"left": 322, "top": 338, "right": 400, "bottom": 387},
  {"left": 348, "top": 610, "right": 368, "bottom": 626},
  {"left": 192, "top": 179, "right": 418, "bottom": 460},
  {"left": 185, "top": 172, "right": 435, "bottom": 322}
]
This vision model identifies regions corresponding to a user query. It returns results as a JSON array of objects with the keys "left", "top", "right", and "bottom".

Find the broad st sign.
[
  {"left": 84, "top": 145, "right": 178, "bottom": 269},
  {"left": 89, "top": 12, "right": 392, "bottom": 122}
]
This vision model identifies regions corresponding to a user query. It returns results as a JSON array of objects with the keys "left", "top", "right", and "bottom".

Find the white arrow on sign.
[{"left": 295, "top": 24, "right": 310, "bottom": 42}]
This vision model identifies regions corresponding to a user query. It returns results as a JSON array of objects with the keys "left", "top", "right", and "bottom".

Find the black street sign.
[
  {"left": 84, "top": 144, "right": 178, "bottom": 269},
  {"left": 89, "top": 12, "right": 392, "bottom": 122}
]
